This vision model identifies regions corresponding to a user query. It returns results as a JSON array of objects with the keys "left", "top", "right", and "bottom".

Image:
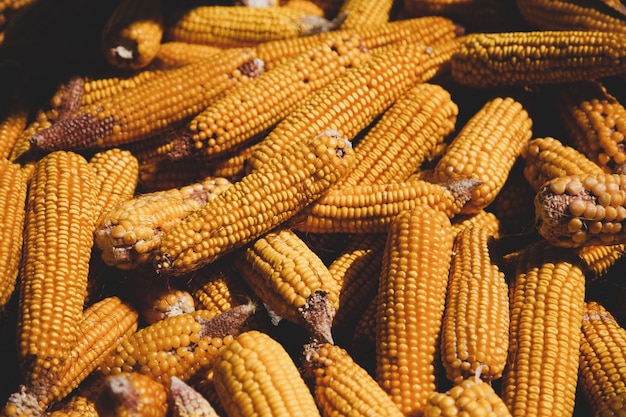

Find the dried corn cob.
[
  {"left": 302, "top": 342, "right": 406, "bottom": 417},
  {"left": 149, "top": 42, "right": 222, "bottom": 70},
  {"left": 376, "top": 205, "right": 454, "bottom": 415},
  {"left": 553, "top": 81, "right": 626, "bottom": 173},
  {"left": 95, "top": 372, "right": 168, "bottom": 417},
  {"left": 185, "top": 33, "right": 369, "bottom": 159},
  {"left": 166, "top": 5, "right": 340, "bottom": 48},
  {"left": 136, "top": 284, "right": 196, "bottom": 325},
  {"left": 169, "top": 376, "right": 220, "bottom": 417},
  {"left": 18, "top": 151, "right": 98, "bottom": 386},
  {"left": 190, "top": 266, "right": 252, "bottom": 317},
  {"left": 534, "top": 173, "right": 626, "bottom": 247},
  {"left": 47, "top": 394, "right": 98, "bottom": 417},
  {"left": 440, "top": 224, "right": 509, "bottom": 384},
  {"left": 501, "top": 242, "right": 586, "bottom": 417},
  {"left": 77, "top": 70, "right": 160, "bottom": 107},
  {"left": 579, "top": 301, "right": 626, "bottom": 416},
  {"left": 451, "top": 30, "right": 626, "bottom": 88},
  {"left": 8, "top": 108, "right": 54, "bottom": 164},
  {"left": 100, "top": 0, "right": 164, "bottom": 69},
  {"left": 154, "top": 130, "right": 354, "bottom": 276},
  {"left": 577, "top": 243, "right": 626, "bottom": 281},
  {"left": 521, "top": 136, "right": 605, "bottom": 191},
  {"left": 212, "top": 330, "right": 321, "bottom": 417},
  {"left": 432, "top": 96, "right": 533, "bottom": 214},
  {"left": 30, "top": 48, "right": 263, "bottom": 152},
  {"left": 0, "top": 159, "right": 28, "bottom": 310},
  {"left": 0, "top": 89, "right": 28, "bottom": 159},
  {"left": 451, "top": 210, "right": 502, "bottom": 238},
  {"left": 338, "top": 0, "right": 394, "bottom": 29},
  {"left": 94, "top": 176, "right": 232, "bottom": 270}
]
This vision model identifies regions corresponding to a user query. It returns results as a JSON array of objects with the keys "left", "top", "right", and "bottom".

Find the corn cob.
[
  {"left": 376, "top": 205, "right": 454, "bottom": 416},
  {"left": 534, "top": 173, "right": 626, "bottom": 247},
  {"left": 94, "top": 176, "right": 232, "bottom": 270},
  {"left": 166, "top": 5, "right": 340, "bottom": 48},
  {"left": 77, "top": 70, "right": 160, "bottom": 107},
  {"left": 579, "top": 301, "right": 626, "bottom": 416},
  {"left": 247, "top": 39, "right": 457, "bottom": 172},
  {"left": 100, "top": 0, "right": 164, "bottom": 69},
  {"left": 501, "top": 241, "right": 586, "bottom": 417},
  {"left": 212, "top": 329, "right": 321, "bottom": 417},
  {"left": 136, "top": 284, "right": 196, "bottom": 325},
  {"left": 99, "top": 303, "right": 256, "bottom": 385},
  {"left": 451, "top": 209, "right": 502, "bottom": 238},
  {"left": 154, "top": 130, "right": 354, "bottom": 276},
  {"left": 47, "top": 395, "right": 99, "bottom": 417},
  {"left": 552, "top": 81, "right": 626, "bottom": 173},
  {"left": 521, "top": 136, "right": 605, "bottom": 191},
  {"left": 516, "top": 0, "right": 626, "bottom": 33},
  {"left": 149, "top": 42, "right": 222, "bottom": 70},
  {"left": 232, "top": 227, "right": 340, "bottom": 343},
  {"left": 440, "top": 224, "right": 509, "bottom": 384},
  {"left": 169, "top": 376, "right": 220, "bottom": 417},
  {"left": 0, "top": 159, "right": 28, "bottom": 311},
  {"left": 18, "top": 151, "right": 98, "bottom": 386},
  {"left": 186, "top": 33, "right": 369, "bottom": 159},
  {"left": 281, "top": 0, "right": 325, "bottom": 16},
  {"left": 191, "top": 265, "right": 253, "bottom": 317},
  {"left": 577, "top": 243, "right": 626, "bottom": 281},
  {"left": 0, "top": 89, "right": 28, "bottom": 159},
  {"left": 431, "top": 96, "right": 533, "bottom": 214},
  {"left": 424, "top": 369, "right": 512, "bottom": 417},
  {"left": 95, "top": 372, "right": 168, "bottom": 417},
  {"left": 451, "top": 30, "right": 626, "bottom": 88},
  {"left": 290, "top": 177, "right": 481, "bottom": 234},
  {"left": 337, "top": 0, "right": 394, "bottom": 29},
  {"left": 29, "top": 48, "right": 264, "bottom": 152},
  {"left": 8, "top": 108, "right": 54, "bottom": 164},
  {"left": 301, "top": 342, "right": 406, "bottom": 417}
]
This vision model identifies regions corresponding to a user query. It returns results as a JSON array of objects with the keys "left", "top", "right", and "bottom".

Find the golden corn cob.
[
  {"left": 154, "top": 130, "right": 354, "bottom": 276},
  {"left": 99, "top": 303, "right": 256, "bottom": 385},
  {"left": 136, "top": 283, "right": 196, "bottom": 325},
  {"left": 521, "top": 136, "right": 605, "bottom": 191},
  {"left": 0, "top": 159, "right": 28, "bottom": 310},
  {"left": 440, "top": 224, "right": 509, "bottom": 384},
  {"left": 553, "top": 81, "right": 626, "bottom": 173},
  {"left": 8, "top": 108, "right": 54, "bottom": 164},
  {"left": 301, "top": 342, "right": 406, "bottom": 417},
  {"left": 376, "top": 205, "right": 454, "bottom": 416},
  {"left": 290, "top": 177, "right": 481, "bottom": 234},
  {"left": 431, "top": 96, "right": 533, "bottom": 214},
  {"left": 18, "top": 151, "right": 98, "bottom": 385},
  {"left": 451, "top": 209, "right": 502, "bottom": 238},
  {"left": 451, "top": 30, "right": 626, "bottom": 88},
  {"left": 534, "top": 173, "right": 626, "bottom": 247},
  {"left": 247, "top": 39, "right": 457, "bottom": 172},
  {"left": 77, "top": 70, "right": 160, "bottom": 107},
  {"left": 0, "top": 89, "right": 28, "bottom": 159},
  {"left": 94, "top": 176, "right": 232, "bottom": 270},
  {"left": 166, "top": 5, "right": 340, "bottom": 48},
  {"left": 501, "top": 241, "right": 586, "bottom": 417},
  {"left": 29, "top": 48, "right": 264, "bottom": 152},
  {"left": 95, "top": 372, "right": 168, "bottom": 417},
  {"left": 100, "top": 0, "right": 164, "bottom": 69},
  {"left": 211, "top": 329, "right": 322, "bottom": 417},
  {"left": 149, "top": 42, "right": 222, "bottom": 70},
  {"left": 577, "top": 243, "right": 626, "bottom": 281},
  {"left": 232, "top": 227, "right": 340, "bottom": 343},
  {"left": 579, "top": 301, "right": 626, "bottom": 416},
  {"left": 337, "top": 0, "right": 394, "bottom": 29},
  {"left": 169, "top": 376, "right": 220, "bottom": 417},
  {"left": 191, "top": 265, "right": 253, "bottom": 317},
  {"left": 185, "top": 33, "right": 369, "bottom": 159},
  {"left": 47, "top": 395, "right": 98, "bottom": 417}
]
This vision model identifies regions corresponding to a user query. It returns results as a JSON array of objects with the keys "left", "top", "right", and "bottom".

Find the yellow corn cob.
[
  {"left": 290, "top": 177, "right": 481, "bottom": 234},
  {"left": 149, "top": 42, "right": 222, "bottom": 70},
  {"left": 577, "top": 243, "right": 626, "bottom": 281},
  {"left": 451, "top": 210, "right": 502, "bottom": 238},
  {"left": 579, "top": 301, "right": 626, "bottom": 416},
  {"left": 516, "top": 0, "right": 626, "bottom": 33},
  {"left": 78, "top": 70, "right": 160, "bottom": 107},
  {"left": 424, "top": 370, "right": 512, "bottom": 417},
  {"left": 553, "top": 81, "right": 626, "bottom": 173},
  {"left": 451, "top": 30, "right": 626, "bottom": 88},
  {"left": 186, "top": 33, "right": 369, "bottom": 159},
  {"left": 534, "top": 173, "right": 626, "bottom": 247},
  {"left": 95, "top": 372, "right": 168, "bottom": 417},
  {"left": 29, "top": 48, "right": 263, "bottom": 152},
  {"left": 376, "top": 205, "right": 454, "bottom": 416},
  {"left": 247, "top": 39, "right": 457, "bottom": 172},
  {"left": 0, "top": 89, "right": 28, "bottom": 159},
  {"left": 440, "top": 224, "right": 509, "bottom": 384},
  {"left": 47, "top": 395, "right": 98, "bottom": 417},
  {"left": 501, "top": 241, "right": 586, "bottom": 417},
  {"left": 338, "top": 0, "right": 394, "bottom": 29},
  {"left": 94, "top": 176, "right": 232, "bottom": 270},
  {"left": 212, "top": 329, "right": 322, "bottom": 417},
  {"left": 301, "top": 342, "right": 406, "bottom": 417},
  {"left": 8, "top": 108, "right": 54, "bottom": 164},
  {"left": 18, "top": 151, "right": 98, "bottom": 385},
  {"left": 0, "top": 159, "right": 28, "bottom": 310},
  {"left": 169, "top": 376, "right": 220, "bottom": 417},
  {"left": 232, "top": 227, "right": 340, "bottom": 343},
  {"left": 432, "top": 96, "right": 533, "bottom": 214},
  {"left": 136, "top": 283, "right": 196, "bottom": 325},
  {"left": 191, "top": 266, "right": 252, "bottom": 317},
  {"left": 521, "top": 136, "right": 605, "bottom": 191},
  {"left": 154, "top": 130, "right": 354, "bottom": 276},
  {"left": 99, "top": 304, "right": 256, "bottom": 385},
  {"left": 166, "top": 5, "right": 340, "bottom": 48},
  {"left": 100, "top": 0, "right": 164, "bottom": 69}
]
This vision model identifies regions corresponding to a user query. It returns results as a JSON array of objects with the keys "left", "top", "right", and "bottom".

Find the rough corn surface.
[{"left": 95, "top": 372, "right": 168, "bottom": 417}]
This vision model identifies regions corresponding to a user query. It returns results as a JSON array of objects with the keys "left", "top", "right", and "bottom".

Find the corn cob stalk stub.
[
  {"left": 535, "top": 173, "right": 626, "bottom": 247},
  {"left": 154, "top": 130, "right": 354, "bottom": 276}
]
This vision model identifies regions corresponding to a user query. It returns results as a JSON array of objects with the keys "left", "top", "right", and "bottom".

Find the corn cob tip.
[
  {"left": 302, "top": 12, "right": 346, "bottom": 35},
  {"left": 166, "top": 133, "right": 196, "bottom": 161},
  {"left": 442, "top": 176, "right": 484, "bottom": 206},
  {"left": 314, "top": 129, "right": 352, "bottom": 157},
  {"left": 29, "top": 113, "right": 114, "bottom": 152},
  {"left": 300, "top": 340, "right": 324, "bottom": 378},
  {"left": 197, "top": 301, "right": 257, "bottom": 339},
  {"left": 301, "top": 291, "right": 334, "bottom": 344},
  {"left": 2, "top": 385, "right": 44, "bottom": 417}
]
